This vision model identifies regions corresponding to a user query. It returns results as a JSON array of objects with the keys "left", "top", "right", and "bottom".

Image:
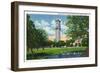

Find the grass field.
[
  {"left": 27, "top": 47, "right": 88, "bottom": 60},
  {"left": 27, "top": 47, "right": 87, "bottom": 54}
]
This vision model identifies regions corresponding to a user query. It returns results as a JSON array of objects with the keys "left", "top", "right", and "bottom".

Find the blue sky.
[{"left": 29, "top": 14, "right": 68, "bottom": 36}]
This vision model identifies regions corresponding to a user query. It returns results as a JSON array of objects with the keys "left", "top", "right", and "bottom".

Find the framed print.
[{"left": 11, "top": 1, "right": 97, "bottom": 71}]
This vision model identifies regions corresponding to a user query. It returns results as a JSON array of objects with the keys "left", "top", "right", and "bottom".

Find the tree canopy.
[
  {"left": 66, "top": 16, "right": 89, "bottom": 40},
  {"left": 27, "top": 14, "right": 48, "bottom": 51}
]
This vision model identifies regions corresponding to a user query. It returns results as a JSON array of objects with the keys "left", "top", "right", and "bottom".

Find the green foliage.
[
  {"left": 52, "top": 40, "right": 57, "bottom": 47},
  {"left": 51, "top": 41, "right": 66, "bottom": 47},
  {"left": 31, "top": 47, "right": 87, "bottom": 54},
  {"left": 65, "top": 39, "right": 75, "bottom": 47},
  {"left": 57, "top": 41, "right": 66, "bottom": 47},
  {"left": 82, "top": 37, "right": 89, "bottom": 46},
  {"left": 46, "top": 40, "right": 53, "bottom": 47},
  {"left": 27, "top": 15, "right": 36, "bottom": 49},
  {"left": 66, "top": 16, "right": 89, "bottom": 40},
  {"left": 27, "top": 47, "right": 87, "bottom": 59},
  {"left": 36, "top": 29, "right": 48, "bottom": 49},
  {"left": 27, "top": 14, "right": 48, "bottom": 51}
]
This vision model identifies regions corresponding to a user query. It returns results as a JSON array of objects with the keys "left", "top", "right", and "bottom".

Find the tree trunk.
[
  {"left": 37, "top": 48, "right": 39, "bottom": 51},
  {"left": 42, "top": 47, "right": 44, "bottom": 50},
  {"left": 31, "top": 48, "right": 33, "bottom": 54}
]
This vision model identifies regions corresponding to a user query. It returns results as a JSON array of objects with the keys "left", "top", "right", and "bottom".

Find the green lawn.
[
  {"left": 27, "top": 47, "right": 88, "bottom": 59},
  {"left": 27, "top": 47, "right": 87, "bottom": 55}
]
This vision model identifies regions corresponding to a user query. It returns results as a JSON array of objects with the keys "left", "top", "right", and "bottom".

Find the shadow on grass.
[{"left": 27, "top": 52, "right": 52, "bottom": 60}]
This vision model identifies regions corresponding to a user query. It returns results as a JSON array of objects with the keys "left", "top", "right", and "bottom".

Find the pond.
[{"left": 27, "top": 51, "right": 88, "bottom": 60}]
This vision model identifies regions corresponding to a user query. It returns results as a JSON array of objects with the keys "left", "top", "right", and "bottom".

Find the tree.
[
  {"left": 27, "top": 14, "right": 48, "bottom": 52},
  {"left": 46, "top": 40, "right": 53, "bottom": 47},
  {"left": 52, "top": 40, "right": 58, "bottom": 47},
  {"left": 82, "top": 36, "right": 89, "bottom": 46},
  {"left": 36, "top": 29, "right": 48, "bottom": 50},
  {"left": 65, "top": 16, "right": 89, "bottom": 47},
  {"left": 27, "top": 14, "right": 36, "bottom": 52},
  {"left": 57, "top": 41, "right": 65, "bottom": 47},
  {"left": 66, "top": 16, "right": 89, "bottom": 40},
  {"left": 66, "top": 39, "right": 74, "bottom": 47}
]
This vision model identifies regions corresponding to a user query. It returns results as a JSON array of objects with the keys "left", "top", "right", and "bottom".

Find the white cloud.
[
  {"left": 34, "top": 19, "right": 55, "bottom": 36},
  {"left": 43, "top": 27, "right": 55, "bottom": 36},
  {"left": 34, "top": 20, "right": 42, "bottom": 29},
  {"left": 51, "top": 19, "right": 55, "bottom": 25},
  {"left": 41, "top": 20, "right": 49, "bottom": 27},
  {"left": 51, "top": 19, "right": 56, "bottom": 30},
  {"left": 34, "top": 20, "right": 50, "bottom": 29},
  {"left": 41, "top": 20, "right": 55, "bottom": 36},
  {"left": 34, "top": 19, "right": 68, "bottom": 36}
]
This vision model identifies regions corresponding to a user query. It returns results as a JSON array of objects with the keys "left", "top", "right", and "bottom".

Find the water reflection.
[
  {"left": 46, "top": 52, "right": 85, "bottom": 59},
  {"left": 27, "top": 51, "right": 88, "bottom": 60}
]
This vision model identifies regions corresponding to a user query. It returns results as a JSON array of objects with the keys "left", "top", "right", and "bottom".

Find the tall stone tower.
[{"left": 55, "top": 19, "right": 61, "bottom": 42}]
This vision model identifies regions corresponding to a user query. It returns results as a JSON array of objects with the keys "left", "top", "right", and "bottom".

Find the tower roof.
[{"left": 55, "top": 19, "right": 61, "bottom": 22}]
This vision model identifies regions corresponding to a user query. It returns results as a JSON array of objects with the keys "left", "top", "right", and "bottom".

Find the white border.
[{"left": 18, "top": 5, "right": 96, "bottom": 68}]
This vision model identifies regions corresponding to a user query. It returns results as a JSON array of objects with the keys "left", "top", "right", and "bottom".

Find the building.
[
  {"left": 48, "top": 35, "right": 70, "bottom": 42},
  {"left": 48, "top": 19, "right": 70, "bottom": 42},
  {"left": 55, "top": 19, "right": 61, "bottom": 42}
]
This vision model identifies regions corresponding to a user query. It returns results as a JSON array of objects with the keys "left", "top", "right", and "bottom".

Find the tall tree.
[
  {"left": 35, "top": 29, "right": 48, "bottom": 50},
  {"left": 27, "top": 14, "right": 36, "bottom": 52},
  {"left": 27, "top": 14, "right": 48, "bottom": 52}
]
